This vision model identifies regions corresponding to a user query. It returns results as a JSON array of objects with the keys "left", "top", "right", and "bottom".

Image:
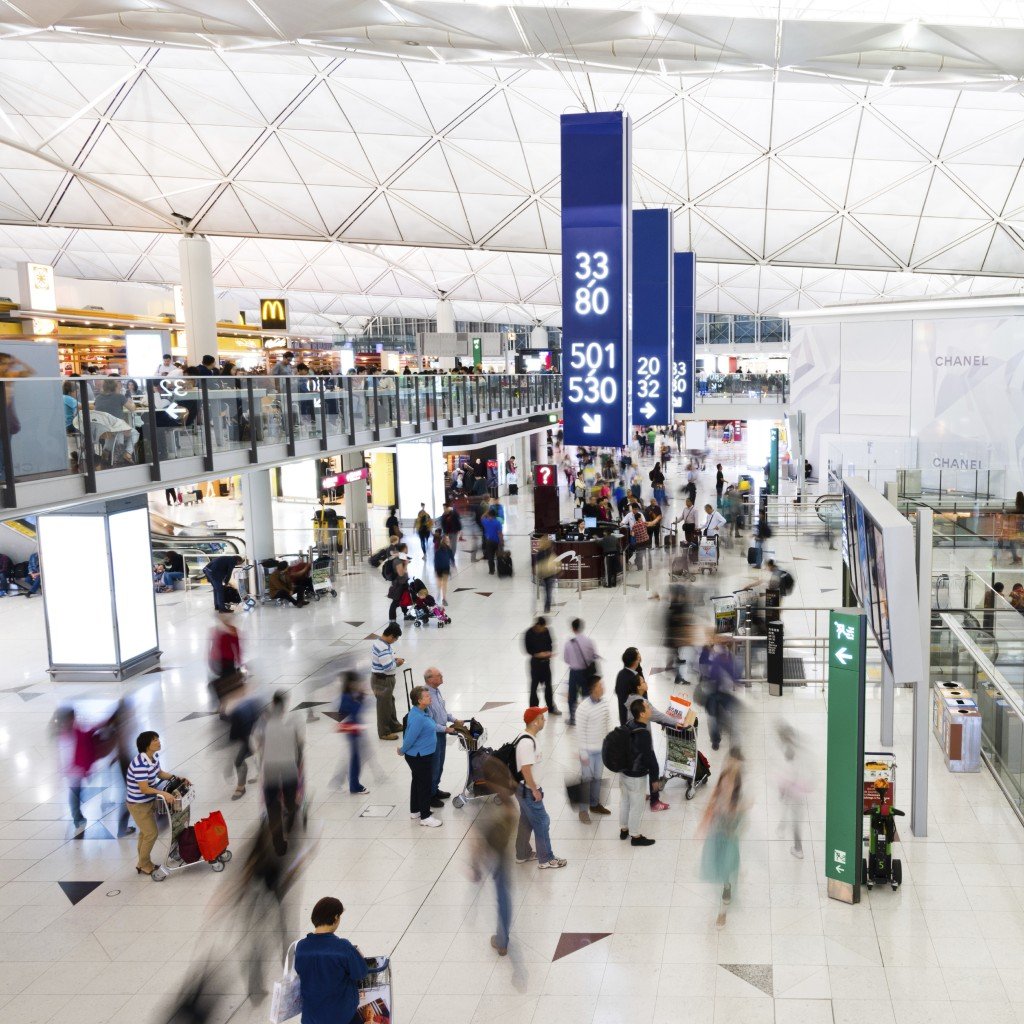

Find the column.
[
  {"left": 38, "top": 495, "right": 160, "bottom": 681},
  {"left": 178, "top": 235, "right": 218, "bottom": 366},
  {"left": 436, "top": 298, "right": 455, "bottom": 334},
  {"left": 341, "top": 450, "right": 368, "bottom": 526},
  {"left": 240, "top": 469, "right": 275, "bottom": 563}
]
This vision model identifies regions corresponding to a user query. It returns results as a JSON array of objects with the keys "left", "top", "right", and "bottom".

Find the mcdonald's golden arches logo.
[{"left": 260, "top": 298, "right": 288, "bottom": 331}]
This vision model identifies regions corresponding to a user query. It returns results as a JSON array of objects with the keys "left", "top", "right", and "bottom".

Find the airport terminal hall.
[{"left": 3, "top": 3, "right": 1024, "bottom": 1024}]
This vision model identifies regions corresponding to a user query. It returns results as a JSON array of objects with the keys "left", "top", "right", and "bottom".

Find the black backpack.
[
  {"left": 778, "top": 569, "right": 795, "bottom": 596},
  {"left": 601, "top": 726, "right": 633, "bottom": 773},
  {"left": 493, "top": 734, "right": 534, "bottom": 783},
  {"left": 381, "top": 558, "right": 397, "bottom": 583}
]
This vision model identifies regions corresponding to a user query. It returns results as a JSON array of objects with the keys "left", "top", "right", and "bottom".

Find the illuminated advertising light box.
[
  {"left": 560, "top": 111, "right": 631, "bottom": 447},
  {"left": 631, "top": 209, "right": 673, "bottom": 427},
  {"left": 38, "top": 495, "right": 160, "bottom": 681},
  {"left": 672, "top": 252, "right": 696, "bottom": 416},
  {"left": 842, "top": 477, "right": 921, "bottom": 683}
]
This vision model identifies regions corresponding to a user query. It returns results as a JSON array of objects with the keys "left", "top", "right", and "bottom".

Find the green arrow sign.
[{"left": 825, "top": 610, "right": 866, "bottom": 904}]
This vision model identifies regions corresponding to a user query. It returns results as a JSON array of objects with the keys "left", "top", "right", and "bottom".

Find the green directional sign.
[
  {"left": 825, "top": 610, "right": 866, "bottom": 904},
  {"left": 471, "top": 336, "right": 482, "bottom": 368},
  {"left": 769, "top": 426, "right": 780, "bottom": 495}
]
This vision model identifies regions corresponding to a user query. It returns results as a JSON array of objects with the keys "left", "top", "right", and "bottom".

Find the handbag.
[
  {"left": 571, "top": 638, "right": 598, "bottom": 683},
  {"left": 269, "top": 942, "right": 302, "bottom": 1024}
]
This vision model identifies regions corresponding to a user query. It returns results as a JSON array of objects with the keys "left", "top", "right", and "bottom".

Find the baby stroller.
[
  {"left": 450, "top": 720, "right": 498, "bottom": 809},
  {"left": 410, "top": 581, "right": 452, "bottom": 628}
]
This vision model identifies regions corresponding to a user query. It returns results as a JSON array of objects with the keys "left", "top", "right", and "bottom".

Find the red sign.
[
  {"left": 534, "top": 464, "right": 557, "bottom": 487},
  {"left": 322, "top": 467, "right": 368, "bottom": 488}
]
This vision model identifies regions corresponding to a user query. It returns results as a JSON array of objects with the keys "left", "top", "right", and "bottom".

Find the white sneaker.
[
  {"left": 538, "top": 857, "right": 567, "bottom": 869},
  {"left": 410, "top": 812, "right": 421, "bottom": 820},
  {"left": 420, "top": 815, "right": 443, "bottom": 828}
]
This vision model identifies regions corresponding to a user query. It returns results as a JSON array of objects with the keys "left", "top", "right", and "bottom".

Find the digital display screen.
[
  {"left": 561, "top": 111, "right": 631, "bottom": 448},
  {"left": 843, "top": 485, "right": 893, "bottom": 671},
  {"left": 584, "top": 516, "right": 597, "bottom": 530},
  {"left": 672, "top": 252, "right": 696, "bottom": 417},
  {"left": 632, "top": 209, "right": 672, "bottom": 426}
]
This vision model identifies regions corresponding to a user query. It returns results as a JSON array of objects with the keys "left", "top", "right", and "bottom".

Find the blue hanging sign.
[
  {"left": 560, "top": 111, "right": 631, "bottom": 447},
  {"left": 672, "top": 251, "right": 696, "bottom": 417},
  {"left": 631, "top": 208, "right": 673, "bottom": 426}
]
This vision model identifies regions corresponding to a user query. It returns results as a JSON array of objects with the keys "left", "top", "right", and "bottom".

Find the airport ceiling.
[{"left": 3, "top": 1, "right": 1024, "bottom": 327}]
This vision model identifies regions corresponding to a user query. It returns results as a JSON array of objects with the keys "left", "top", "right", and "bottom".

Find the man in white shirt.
[
  {"left": 513, "top": 707, "right": 567, "bottom": 870},
  {"left": 702, "top": 503, "right": 727, "bottom": 544},
  {"left": 155, "top": 354, "right": 182, "bottom": 378},
  {"left": 574, "top": 676, "right": 611, "bottom": 823},
  {"left": 675, "top": 497, "right": 699, "bottom": 548}
]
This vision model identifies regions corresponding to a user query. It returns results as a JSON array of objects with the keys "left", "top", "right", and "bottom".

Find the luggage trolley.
[
  {"left": 450, "top": 719, "right": 496, "bottom": 809},
  {"left": 152, "top": 781, "right": 232, "bottom": 881},
  {"left": 862, "top": 753, "right": 903, "bottom": 892},
  {"left": 309, "top": 555, "right": 338, "bottom": 601},
  {"left": 696, "top": 538, "right": 719, "bottom": 574},
  {"left": 357, "top": 956, "right": 393, "bottom": 1023},
  {"left": 661, "top": 696, "right": 712, "bottom": 800},
  {"left": 711, "top": 594, "right": 738, "bottom": 634}
]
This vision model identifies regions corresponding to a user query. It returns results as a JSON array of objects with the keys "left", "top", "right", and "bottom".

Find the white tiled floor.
[{"left": 0, "top": 444, "right": 1022, "bottom": 1024}]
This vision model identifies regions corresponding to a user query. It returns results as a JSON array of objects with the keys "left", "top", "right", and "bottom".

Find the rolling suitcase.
[
  {"left": 747, "top": 545, "right": 762, "bottom": 568},
  {"left": 496, "top": 549, "right": 513, "bottom": 578}
]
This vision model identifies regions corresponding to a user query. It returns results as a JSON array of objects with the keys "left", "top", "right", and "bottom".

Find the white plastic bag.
[{"left": 269, "top": 941, "right": 301, "bottom": 1023}]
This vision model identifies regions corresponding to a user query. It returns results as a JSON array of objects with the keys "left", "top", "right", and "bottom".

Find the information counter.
[{"left": 551, "top": 527, "right": 625, "bottom": 587}]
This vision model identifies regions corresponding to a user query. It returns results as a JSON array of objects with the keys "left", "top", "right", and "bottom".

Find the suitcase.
[
  {"left": 747, "top": 545, "right": 762, "bottom": 568},
  {"left": 496, "top": 550, "right": 513, "bottom": 578}
]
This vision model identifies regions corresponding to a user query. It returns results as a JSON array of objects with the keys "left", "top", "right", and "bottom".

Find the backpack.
[
  {"left": 601, "top": 726, "right": 633, "bottom": 773},
  {"left": 777, "top": 569, "right": 795, "bottom": 596},
  {"left": 493, "top": 734, "right": 534, "bottom": 783},
  {"left": 381, "top": 558, "right": 397, "bottom": 583},
  {"left": 632, "top": 518, "right": 649, "bottom": 544}
]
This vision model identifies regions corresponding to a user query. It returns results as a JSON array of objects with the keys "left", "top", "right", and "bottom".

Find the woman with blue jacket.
[{"left": 398, "top": 686, "right": 441, "bottom": 827}]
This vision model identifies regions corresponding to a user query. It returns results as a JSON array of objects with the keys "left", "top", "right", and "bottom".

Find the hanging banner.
[
  {"left": 560, "top": 111, "right": 631, "bottom": 447},
  {"left": 631, "top": 209, "right": 673, "bottom": 427},
  {"left": 672, "top": 252, "right": 696, "bottom": 417}
]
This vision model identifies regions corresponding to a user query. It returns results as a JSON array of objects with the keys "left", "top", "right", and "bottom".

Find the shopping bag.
[{"left": 269, "top": 943, "right": 301, "bottom": 1024}]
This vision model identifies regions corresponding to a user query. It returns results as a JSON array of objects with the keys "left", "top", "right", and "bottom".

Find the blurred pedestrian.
[
  {"left": 255, "top": 691, "right": 305, "bottom": 855},
  {"left": 562, "top": 618, "right": 599, "bottom": 726},
  {"left": 208, "top": 610, "right": 244, "bottom": 713},
  {"left": 53, "top": 707, "right": 94, "bottom": 832},
  {"left": 227, "top": 689, "right": 263, "bottom": 801},
  {"left": 471, "top": 756, "right": 518, "bottom": 957},
  {"left": 337, "top": 671, "right": 370, "bottom": 795},
  {"left": 533, "top": 536, "right": 559, "bottom": 614},
  {"left": 433, "top": 533, "right": 454, "bottom": 606},
  {"left": 776, "top": 723, "right": 810, "bottom": 859},
  {"left": 699, "top": 643, "right": 740, "bottom": 751},
  {"left": 574, "top": 675, "right": 611, "bottom": 823},
  {"left": 699, "top": 748, "right": 747, "bottom": 927}
]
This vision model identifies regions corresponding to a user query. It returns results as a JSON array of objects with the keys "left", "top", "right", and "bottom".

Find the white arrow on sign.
[
  {"left": 314, "top": 397, "right": 322, "bottom": 408},
  {"left": 164, "top": 401, "right": 183, "bottom": 421},
  {"left": 582, "top": 413, "right": 602, "bottom": 435},
  {"left": 640, "top": 401, "right": 656, "bottom": 419},
  {"left": 834, "top": 647, "right": 852, "bottom": 666},
  {"left": 835, "top": 863, "right": 844, "bottom": 875}
]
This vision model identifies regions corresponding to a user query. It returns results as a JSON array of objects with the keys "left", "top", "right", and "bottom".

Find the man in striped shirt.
[
  {"left": 370, "top": 623, "right": 405, "bottom": 740},
  {"left": 126, "top": 731, "right": 187, "bottom": 876}
]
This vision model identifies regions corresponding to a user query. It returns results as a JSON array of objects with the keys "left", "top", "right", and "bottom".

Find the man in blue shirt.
[
  {"left": 294, "top": 896, "right": 368, "bottom": 1024},
  {"left": 481, "top": 508, "right": 503, "bottom": 575},
  {"left": 424, "top": 667, "right": 463, "bottom": 808}
]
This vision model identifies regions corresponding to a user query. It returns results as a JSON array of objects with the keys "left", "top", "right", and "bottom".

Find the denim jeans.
[
  {"left": 493, "top": 856, "right": 511, "bottom": 948},
  {"left": 515, "top": 786, "right": 554, "bottom": 862},
  {"left": 162, "top": 571, "right": 184, "bottom": 588},
  {"left": 68, "top": 781, "right": 84, "bottom": 826},
  {"left": 347, "top": 733, "right": 362, "bottom": 793},
  {"left": 567, "top": 668, "right": 588, "bottom": 722},
  {"left": 431, "top": 736, "right": 447, "bottom": 795}
]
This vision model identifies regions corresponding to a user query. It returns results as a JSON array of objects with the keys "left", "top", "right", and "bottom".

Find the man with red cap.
[{"left": 513, "top": 706, "right": 567, "bottom": 870}]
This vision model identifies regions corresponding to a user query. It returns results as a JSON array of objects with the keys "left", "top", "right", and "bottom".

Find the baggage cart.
[
  {"left": 357, "top": 956, "right": 393, "bottom": 1024},
  {"left": 310, "top": 555, "right": 337, "bottom": 600},
  {"left": 450, "top": 719, "right": 497, "bottom": 809},
  {"left": 152, "top": 783, "right": 232, "bottom": 881},
  {"left": 661, "top": 698, "right": 711, "bottom": 800},
  {"left": 711, "top": 594, "right": 737, "bottom": 634},
  {"left": 234, "top": 563, "right": 257, "bottom": 610},
  {"left": 697, "top": 537, "right": 719, "bottom": 574}
]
